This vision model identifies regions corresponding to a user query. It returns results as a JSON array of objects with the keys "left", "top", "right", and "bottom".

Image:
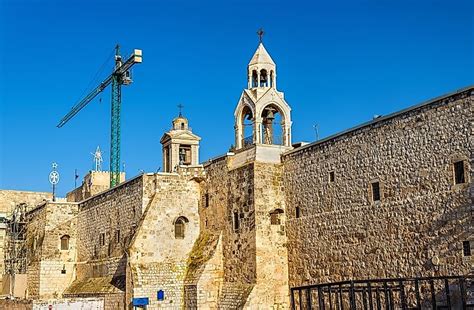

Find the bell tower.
[
  {"left": 160, "top": 109, "right": 201, "bottom": 172},
  {"left": 234, "top": 31, "right": 292, "bottom": 150}
]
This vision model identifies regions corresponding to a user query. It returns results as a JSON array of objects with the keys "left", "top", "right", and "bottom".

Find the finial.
[
  {"left": 177, "top": 104, "right": 184, "bottom": 117},
  {"left": 257, "top": 28, "right": 265, "bottom": 43}
]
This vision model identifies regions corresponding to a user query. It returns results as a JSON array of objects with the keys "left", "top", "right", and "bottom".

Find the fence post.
[
  {"left": 459, "top": 277, "right": 466, "bottom": 310},
  {"left": 290, "top": 288, "right": 295, "bottom": 310},
  {"left": 414, "top": 279, "right": 421, "bottom": 310},
  {"left": 307, "top": 288, "right": 312, "bottom": 310},
  {"left": 430, "top": 279, "right": 436, "bottom": 309},
  {"left": 399, "top": 280, "right": 407, "bottom": 310},
  {"left": 444, "top": 279, "right": 451, "bottom": 309},
  {"left": 350, "top": 281, "right": 356, "bottom": 310}
]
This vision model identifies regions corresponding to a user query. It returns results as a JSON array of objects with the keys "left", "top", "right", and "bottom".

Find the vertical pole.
[
  {"left": 306, "top": 288, "right": 312, "bottom": 310},
  {"left": 430, "top": 279, "right": 436, "bottom": 309},
  {"left": 349, "top": 281, "right": 356, "bottom": 310},
  {"left": 367, "top": 282, "right": 373, "bottom": 310},
  {"left": 399, "top": 280, "right": 407, "bottom": 310},
  {"left": 414, "top": 279, "right": 421, "bottom": 310},
  {"left": 290, "top": 288, "right": 295, "bottom": 310},
  {"left": 444, "top": 279, "right": 451, "bottom": 309},
  {"left": 459, "top": 278, "right": 466, "bottom": 310}
]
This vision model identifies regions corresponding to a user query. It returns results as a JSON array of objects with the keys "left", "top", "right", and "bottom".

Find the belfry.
[
  {"left": 234, "top": 33, "right": 292, "bottom": 150},
  {"left": 160, "top": 109, "right": 201, "bottom": 172}
]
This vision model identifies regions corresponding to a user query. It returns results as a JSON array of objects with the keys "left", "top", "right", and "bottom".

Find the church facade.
[{"left": 0, "top": 40, "right": 472, "bottom": 309}]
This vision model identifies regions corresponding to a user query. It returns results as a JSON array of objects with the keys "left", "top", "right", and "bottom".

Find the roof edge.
[{"left": 283, "top": 84, "right": 474, "bottom": 157}]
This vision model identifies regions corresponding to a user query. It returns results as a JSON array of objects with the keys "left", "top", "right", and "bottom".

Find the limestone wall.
[
  {"left": 283, "top": 88, "right": 473, "bottom": 287},
  {"left": 0, "top": 190, "right": 52, "bottom": 214},
  {"left": 128, "top": 173, "right": 201, "bottom": 309},
  {"left": 0, "top": 190, "right": 52, "bottom": 275},
  {"left": 66, "top": 171, "right": 125, "bottom": 202},
  {"left": 246, "top": 162, "right": 289, "bottom": 307},
  {"left": 26, "top": 202, "right": 79, "bottom": 299},
  {"left": 75, "top": 175, "right": 146, "bottom": 282},
  {"left": 198, "top": 155, "right": 290, "bottom": 309}
]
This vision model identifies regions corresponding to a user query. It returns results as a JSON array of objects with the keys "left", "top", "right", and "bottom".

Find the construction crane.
[{"left": 57, "top": 45, "right": 142, "bottom": 187}]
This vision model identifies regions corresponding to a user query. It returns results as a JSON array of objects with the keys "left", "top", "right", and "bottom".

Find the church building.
[{"left": 0, "top": 36, "right": 472, "bottom": 309}]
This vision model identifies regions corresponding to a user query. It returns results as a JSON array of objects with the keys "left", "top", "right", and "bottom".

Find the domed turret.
[
  {"left": 172, "top": 115, "right": 189, "bottom": 130},
  {"left": 160, "top": 108, "right": 201, "bottom": 172}
]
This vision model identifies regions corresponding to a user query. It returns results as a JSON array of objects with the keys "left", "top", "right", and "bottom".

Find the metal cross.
[
  {"left": 257, "top": 28, "right": 265, "bottom": 43},
  {"left": 177, "top": 104, "right": 184, "bottom": 116}
]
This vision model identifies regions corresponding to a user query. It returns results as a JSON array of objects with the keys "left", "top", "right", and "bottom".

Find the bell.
[{"left": 265, "top": 109, "right": 275, "bottom": 120}]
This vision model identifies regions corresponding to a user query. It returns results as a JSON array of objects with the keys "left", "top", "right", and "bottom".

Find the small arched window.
[
  {"left": 60, "top": 235, "right": 70, "bottom": 251},
  {"left": 260, "top": 69, "right": 268, "bottom": 87},
  {"left": 251, "top": 70, "right": 258, "bottom": 88},
  {"left": 181, "top": 122, "right": 185, "bottom": 130},
  {"left": 270, "top": 209, "right": 284, "bottom": 225},
  {"left": 174, "top": 216, "right": 189, "bottom": 239}
]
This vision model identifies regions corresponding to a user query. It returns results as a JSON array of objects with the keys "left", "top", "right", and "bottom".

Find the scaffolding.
[{"left": 4, "top": 202, "right": 29, "bottom": 298}]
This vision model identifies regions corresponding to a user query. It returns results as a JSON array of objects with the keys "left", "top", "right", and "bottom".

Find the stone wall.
[
  {"left": 0, "top": 190, "right": 52, "bottom": 214},
  {"left": 128, "top": 173, "right": 201, "bottom": 309},
  {"left": 283, "top": 88, "right": 473, "bottom": 287},
  {"left": 197, "top": 152, "right": 290, "bottom": 308},
  {"left": 246, "top": 162, "right": 289, "bottom": 307},
  {"left": 66, "top": 171, "right": 125, "bottom": 202},
  {"left": 0, "top": 190, "right": 52, "bottom": 275},
  {"left": 75, "top": 175, "right": 146, "bottom": 282},
  {"left": 26, "top": 201, "right": 79, "bottom": 299}
]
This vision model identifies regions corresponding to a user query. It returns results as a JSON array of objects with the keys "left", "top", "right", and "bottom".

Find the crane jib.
[
  {"left": 56, "top": 50, "right": 140, "bottom": 128},
  {"left": 56, "top": 47, "right": 141, "bottom": 188}
]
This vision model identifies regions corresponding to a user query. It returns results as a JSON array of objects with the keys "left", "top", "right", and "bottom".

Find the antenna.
[{"left": 313, "top": 124, "right": 319, "bottom": 141}]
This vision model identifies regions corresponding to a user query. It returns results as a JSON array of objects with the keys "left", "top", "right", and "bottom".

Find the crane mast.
[{"left": 57, "top": 45, "right": 142, "bottom": 188}]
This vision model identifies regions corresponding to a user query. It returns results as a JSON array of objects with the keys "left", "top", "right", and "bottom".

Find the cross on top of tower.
[
  {"left": 257, "top": 28, "right": 264, "bottom": 43},
  {"left": 177, "top": 104, "right": 184, "bottom": 117}
]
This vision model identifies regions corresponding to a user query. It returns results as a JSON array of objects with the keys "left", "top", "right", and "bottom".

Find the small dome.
[{"left": 172, "top": 116, "right": 189, "bottom": 130}]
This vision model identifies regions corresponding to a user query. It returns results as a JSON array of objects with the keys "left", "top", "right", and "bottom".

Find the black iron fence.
[{"left": 290, "top": 276, "right": 473, "bottom": 310}]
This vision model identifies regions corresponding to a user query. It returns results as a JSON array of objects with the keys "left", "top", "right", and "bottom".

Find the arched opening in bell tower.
[
  {"left": 260, "top": 69, "right": 268, "bottom": 87},
  {"left": 241, "top": 106, "right": 254, "bottom": 147},
  {"left": 261, "top": 104, "right": 284, "bottom": 145},
  {"left": 251, "top": 70, "right": 258, "bottom": 88}
]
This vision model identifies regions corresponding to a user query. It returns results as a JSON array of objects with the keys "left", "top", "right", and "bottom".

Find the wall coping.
[{"left": 283, "top": 84, "right": 474, "bottom": 157}]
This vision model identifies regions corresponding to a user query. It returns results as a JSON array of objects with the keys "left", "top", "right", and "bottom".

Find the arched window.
[
  {"left": 181, "top": 122, "right": 185, "bottom": 130},
  {"left": 60, "top": 235, "right": 70, "bottom": 250},
  {"left": 260, "top": 69, "right": 268, "bottom": 87},
  {"left": 251, "top": 70, "right": 258, "bottom": 88},
  {"left": 241, "top": 106, "right": 254, "bottom": 147},
  {"left": 270, "top": 209, "right": 284, "bottom": 225},
  {"left": 174, "top": 216, "right": 189, "bottom": 239},
  {"left": 261, "top": 104, "right": 283, "bottom": 145}
]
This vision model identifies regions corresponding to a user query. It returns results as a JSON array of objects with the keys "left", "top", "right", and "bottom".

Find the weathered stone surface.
[
  {"left": 26, "top": 201, "right": 78, "bottom": 299},
  {"left": 282, "top": 89, "right": 473, "bottom": 287}
]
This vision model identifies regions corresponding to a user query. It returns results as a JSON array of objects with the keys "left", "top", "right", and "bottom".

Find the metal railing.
[
  {"left": 290, "top": 275, "right": 473, "bottom": 310},
  {"left": 242, "top": 135, "right": 253, "bottom": 147}
]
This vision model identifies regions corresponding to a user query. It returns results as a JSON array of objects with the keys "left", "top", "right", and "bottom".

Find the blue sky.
[{"left": 0, "top": 0, "right": 472, "bottom": 196}]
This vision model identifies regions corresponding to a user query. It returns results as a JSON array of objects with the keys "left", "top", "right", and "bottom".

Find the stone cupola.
[{"left": 160, "top": 113, "right": 201, "bottom": 172}]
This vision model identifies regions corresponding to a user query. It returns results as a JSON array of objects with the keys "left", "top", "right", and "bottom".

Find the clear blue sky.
[{"left": 0, "top": 0, "right": 472, "bottom": 196}]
